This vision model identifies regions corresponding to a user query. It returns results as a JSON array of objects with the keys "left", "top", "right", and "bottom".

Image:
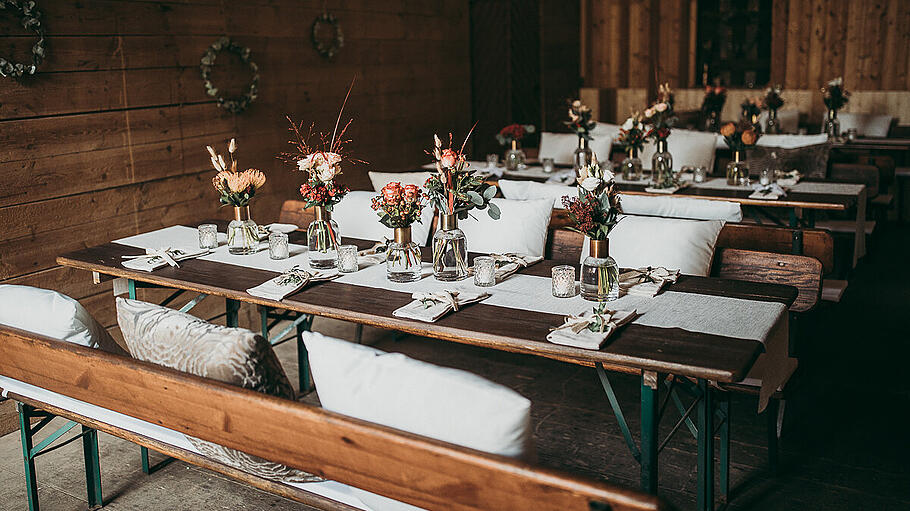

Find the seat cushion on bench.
[
  {"left": 498, "top": 180, "right": 573, "bottom": 209},
  {"left": 332, "top": 191, "right": 435, "bottom": 246},
  {"left": 457, "top": 198, "right": 553, "bottom": 257},
  {"left": 618, "top": 195, "right": 743, "bottom": 222},
  {"left": 368, "top": 171, "right": 432, "bottom": 192},
  {"left": 115, "top": 298, "right": 321, "bottom": 484},
  {"left": 0, "top": 285, "right": 127, "bottom": 356}
]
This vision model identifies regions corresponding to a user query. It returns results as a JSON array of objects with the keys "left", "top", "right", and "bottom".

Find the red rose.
[
  {"left": 402, "top": 184, "right": 419, "bottom": 201},
  {"left": 382, "top": 182, "right": 402, "bottom": 203}
]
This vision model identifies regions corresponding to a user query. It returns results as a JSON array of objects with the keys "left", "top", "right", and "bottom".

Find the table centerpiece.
[
  {"left": 372, "top": 182, "right": 428, "bottom": 282},
  {"left": 821, "top": 77, "right": 850, "bottom": 138},
  {"left": 616, "top": 113, "right": 646, "bottom": 181},
  {"left": 762, "top": 84, "right": 785, "bottom": 134},
  {"left": 207, "top": 138, "right": 267, "bottom": 255},
  {"left": 643, "top": 83, "right": 678, "bottom": 189},
  {"left": 565, "top": 99, "right": 597, "bottom": 177},
  {"left": 497, "top": 123, "right": 535, "bottom": 171},
  {"left": 720, "top": 121, "right": 760, "bottom": 185},
  {"left": 700, "top": 85, "right": 727, "bottom": 132}
]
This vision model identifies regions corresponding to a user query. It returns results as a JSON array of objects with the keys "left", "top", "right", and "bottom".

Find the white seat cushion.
[
  {"left": 758, "top": 110, "right": 800, "bottom": 133},
  {"left": 331, "top": 191, "right": 435, "bottom": 246},
  {"left": 303, "top": 332, "right": 533, "bottom": 511},
  {"left": 618, "top": 195, "right": 742, "bottom": 222},
  {"left": 756, "top": 133, "right": 829, "bottom": 149},
  {"left": 498, "top": 180, "right": 574, "bottom": 209},
  {"left": 582, "top": 215, "right": 725, "bottom": 276},
  {"left": 0, "top": 285, "right": 124, "bottom": 354},
  {"left": 539, "top": 131, "right": 613, "bottom": 165},
  {"left": 367, "top": 171, "right": 432, "bottom": 191},
  {"left": 456, "top": 198, "right": 553, "bottom": 257},
  {"left": 640, "top": 129, "right": 718, "bottom": 170},
  {"left": 835, "top": 113, "right": 893, "bottom": 137}
]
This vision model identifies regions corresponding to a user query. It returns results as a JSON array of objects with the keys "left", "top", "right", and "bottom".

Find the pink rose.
[
  {"left": 440, "top": 149, "right": 458, "bottom": 168},
  {"left": 403, "top": 184, "right": 419, "bottom": 201},
  {"left": 381, "top": 182, "right": 402, "bottom": 203},
  {"left": 655, "top": 103, "right": 668, "bottom": 112}
]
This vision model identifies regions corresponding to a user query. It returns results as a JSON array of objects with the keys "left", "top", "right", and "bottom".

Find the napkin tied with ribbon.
[
  {"left": 357, "top": 240, "right": 391, "bottom": 267},
  {"left": 618, "top": 266, "right": 680, "bottom": 297},
  {"left": 776, "top": 170, "right": 801, "bottom": 187},
  {"left": 469, "top": 253, "right": 544, "bottom": 281},
  {"left": 546, "top": 307, "right": 637, "bottom": 350},
  {"left": 749, "top": 183, "right": 788, "bottom": 200},
  {"left": 121, "top": 247, "right": 211, "bottom": 272},
  {"left": 246, "top": 266, "right": 340, "bottom": 301},
  {"left": 392, "top": 290, "right": 490, "bottom": 323}
]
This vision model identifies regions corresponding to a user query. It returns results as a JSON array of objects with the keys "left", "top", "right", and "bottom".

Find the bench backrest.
[{"left": 0, "top": 327, "right": 666, "bottom": 511}]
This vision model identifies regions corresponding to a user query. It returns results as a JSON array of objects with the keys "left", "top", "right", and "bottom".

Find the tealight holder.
[
  {"left": 337, "top": 244, "right": 359, "bottom": 273},
  {"left": 486, "top": 154, "right": 499, "bottom": 167},
  {"left": 552, "top": 265, "right": 576, "bottom": 298},
  {"left": 693, "top": 167, "right": 709, "bottom": 183},
  {"left": 759, "top": 168, "right": 774, "bottom": 186},
  {"left": 198, "top": 224, "right": 218, "bottom": 249},
  {"left": 268, "top": 232, "right": 289, "bottom": 260},
  {"left": 542, "top": 158, "right": 556, "bottom": 173},
  {"left": 473, "top": 256, "right": 496, "bottom": 287}
]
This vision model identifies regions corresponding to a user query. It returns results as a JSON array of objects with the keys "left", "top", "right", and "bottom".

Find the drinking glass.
[
  {"left": 551, "top": 265, "right": 576, "bottom": 298},
  {"left": 473, "top": 256, "right": 496, "bottom": 287},
  {"left": 268, "top": 232, "right": 289, "bottom": 260},
  {"left": 198, "top": 224, "right": 218, "bottom": 249},
  {"left": 337, "top": 244, "right": 359, "bottom": 273}
]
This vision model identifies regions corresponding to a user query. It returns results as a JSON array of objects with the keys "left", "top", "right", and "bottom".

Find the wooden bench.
[{"left": 0, "top": 326, "right": 669, "bottom": 511}]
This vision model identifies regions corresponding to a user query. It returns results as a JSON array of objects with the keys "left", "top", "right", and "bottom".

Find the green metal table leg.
[
  {"left": 17, "top": 403, "right": 39, "bottom": 511},
  {"left": 260, "top": 306, "right": 269, "bottom": 338},
  {"left": 718, "top": 394, "right": 730, "bottom": 504},
  {"left": 766, "top": 398, "right": 780, "bottom": 473},
  {"left": 141, "top": 446, "right": 151, "bottom": 475},
  {"left": 225, "top": 298, "right": 240, "bottom": 327},
  {"left": 788, "top": 208, "right": 799, "bottom": 228},
  {"left": 696, "top": 379, "right": 715, "bottom": 511},
  {"left": 640, "top": 372, "right": 659, "bottom": 494},
  {"left": 128, "top": 279, "right": 137, "bottom": 300},
  {"left": 81, "top": 426, "right": 103, "bottom": 507},
  {"left": 297, "top": 322, "right": 311, "bottom": 393}
]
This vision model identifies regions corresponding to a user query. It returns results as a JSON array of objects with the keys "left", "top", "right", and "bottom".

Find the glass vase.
[
  {"left": 504, "top": 140, "right": 525, "bottom": 171},
  {"left": 824, "top": 109, "right": 840, "bottom": 138},
  {"left": 307, "top": 206, "right": 341, "bottom": 269},
  {"left": 726, "top": 150, "right": 750, "bottom": 186},
  {"left": 766, "top": 109, "right": 781, "bottom": 134},
  {"left": 432, "top": 214, "right": 468, "bottom": 281},
  {"left": 581, "top": 239, "right": 619, "bottom": 302},
  {"left": 387, "top": 227, "right": 422, "bottom": 283},
  {"left": 227, "top": 206, "right": 259, "bottom": 255},
  {"left": 620, "top": 149, "right": 643, "bottom": 181},
  {"left": 573, "top": 137, "right": 594, "bottom": 178},
  {"left": 650, "top": 139, "right": 675, "bottom": 188}
]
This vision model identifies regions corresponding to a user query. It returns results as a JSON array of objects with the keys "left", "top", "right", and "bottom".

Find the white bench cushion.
[
  {"left": 619, "top": 195, "right": 742, "bottom": 222},
  {"left": 755, "top": 133, "right": 829, "bottom": 149},
  {"left": 829, "top": 113, "right": 892, "bottom": 137},
  {"left": 758, "top": 109, "right": 800, "bottom": 133},
  {"left": 456, "top": 198, "right": 553, "bottom": 257},
  {"left": 332, "top": 191, "right": 435, "bottom": 246},
  {"left": 368, "top": 171, "right": 431, "bottom": 191},
  {"left": 498, "top": 180, "right": 574, "bottom": 209},
  {"left": 539, "top": 131, "right": 613, "bottom": 165},
  {"left": 640, "top": 129, "right": 718, "bottom": 170}
]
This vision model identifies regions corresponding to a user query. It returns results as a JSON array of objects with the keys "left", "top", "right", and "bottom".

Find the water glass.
[
  {"left": 337, "top": 244, "right": 359, "bottom": 273},
  {"left": 551, "top": 265, "right": 576, "bottom": 298},
  {"left": 486, "top": 154, "right": 499, "bottom": 167},
  {"left": 759, "top": 168, "right": 774, "bottom": 186},
  {"left": 473, "top": 256, "right": 497, "bottom": 287},
  {"left": 693, "top": 167, "right": 708, "bottom": 183},
  {"left": 268, "top": 232, "right": 289, "bottom": 260},
  {"left": 198, "top": 224, "right": 218, "bottom": 249},
  {"left": 542, "top": 157, "right": 556, "bottom": 173}
]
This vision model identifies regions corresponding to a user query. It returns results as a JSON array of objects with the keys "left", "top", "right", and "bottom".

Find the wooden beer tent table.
[{"left": 58, "top": 227, "right": 796, "bottom": 511}]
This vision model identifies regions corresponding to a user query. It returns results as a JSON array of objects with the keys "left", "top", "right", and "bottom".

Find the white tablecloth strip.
[{"left": 115, "top": 226, "right": 790, "bottom": 410}]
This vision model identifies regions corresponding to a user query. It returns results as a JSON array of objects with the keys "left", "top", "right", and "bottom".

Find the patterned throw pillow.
[
  {"left": 746, "top": 143, "right": 831, "bottom": 179},
  {"left": 115, "top": 297, "right": 322, "bottom": 484}
]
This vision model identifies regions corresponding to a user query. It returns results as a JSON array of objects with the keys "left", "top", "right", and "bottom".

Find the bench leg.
[
  {"left": 226, "top": 298, "right": 240, "bottom": 327},
  {"left": 297, "top": 322, "right": 311, "bottom": 393},
  {"left": 17, "top": 403, "right": 40, "bottom": 511},
  {"left": 640, "top": 372, "right": 659, "bottom": 494},
  {"left": 718, "top": 394, "right": 730, "bottom": 504},
  {"left": 696, "top": 379, "right": 715, "bottom": 511},
  {"left": 81, "top": 426, "right": 103, "bottom": 507},
  {"left": 766, "top": 398, "right": 780, "bottom": 473}
]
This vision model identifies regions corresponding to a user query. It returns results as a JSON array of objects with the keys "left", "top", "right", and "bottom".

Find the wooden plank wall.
[
  {"left": 584, "top": 0, "right": 910, "bottom": 93},
  {"left": 0, "top": 0, "right": 470, "bottom": 334}
]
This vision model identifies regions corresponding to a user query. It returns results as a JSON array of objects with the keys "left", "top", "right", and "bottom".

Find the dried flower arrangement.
[{"left": 207, "top": 138, "right": 266, "bottom": 207}]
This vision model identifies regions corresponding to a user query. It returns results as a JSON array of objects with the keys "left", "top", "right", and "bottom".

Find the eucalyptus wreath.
[
  {"left": 311, "top": 12, "right": 343, "bottom": 59},
  {"left": 199, "top": 36, "right": 259, "bottom": 114},
  {"left": 0, "top": 0, "right": 46, "bottom": 78}
]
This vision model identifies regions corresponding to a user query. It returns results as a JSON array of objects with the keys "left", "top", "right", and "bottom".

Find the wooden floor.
[{"left": 0, "top": 224, "right": 908, "bottom": 510}]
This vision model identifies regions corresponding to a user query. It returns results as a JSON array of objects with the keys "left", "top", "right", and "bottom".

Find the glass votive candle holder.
[
  {"left": 473, "top": 256, "right": 497, "bottom": 287},
  {"left": 198, "top": 224, "right": 218, "bottom": 249},
  {"left": 693, "top": 167, "right": 708, "bottom": 183},
  {"left": 486, "top": 154, "right": 499, "bottom": 167},
  {"left": 759, "top": 168, "right": 774, "bottom": 186},
  {"left": 846, "top": 128, "right": 858, "bottom": 142},
  {"left": 337, "top": 244, "right": 359, "bottom": 273},
  {"left": 542, "top": 157, "right": 556, "bottom": 173},
  {"left": 552, "top": 265, "right": 576, "bottom": 298},
  {"left": 268, "top": 232, "right": 289, "bottom": 260}
]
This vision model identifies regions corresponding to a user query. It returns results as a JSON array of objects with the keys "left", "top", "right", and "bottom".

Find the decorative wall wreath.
[
  {"left": 200, "top": 37, "right": 259, "bottom": 114},
  {"left": 0, "top": 0, "right": 46, "bottom": 78},
  {"left": 311, "top": 12, "right": 343, "bottom": 60}
]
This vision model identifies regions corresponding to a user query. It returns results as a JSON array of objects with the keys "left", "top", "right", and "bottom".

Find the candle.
[
  {"left": 552, "top": 265, "right": 576, "bottom": 298},
  {"left": 337, "top": 244, "right": 359, "bottom": 273}
]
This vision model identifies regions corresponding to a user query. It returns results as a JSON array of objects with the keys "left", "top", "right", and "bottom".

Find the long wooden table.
[{"left": 58, "top": 228, "right": 796, "bottom": 511}]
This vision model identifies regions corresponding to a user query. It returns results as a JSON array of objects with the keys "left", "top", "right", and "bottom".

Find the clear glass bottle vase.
[
  {"left": 581, "top": 239, "right": 619, "bottom": 302},
  {"left": 766, "top": 109, "right": 781, "bottom": 134},
  {"left": 387, "top": 227, "right": 422, "bottom": 283},
  {"left": 504, "top": 139, "right": 525, "bottom": 171},
  {"left": 432, "top": 214, "right": 468, "bottom": 281},
  {"left": 726, "top": 150, "right": 750, "bottom": 186},
  {"left": 650, "top": 139, "right": 675, "bottom": 188},
  {"left": 620, "top": 148, "right": 643, "bottom": 181},
  {"left": 573, "top": 137, "right": 594, "bottom": 178},
  {"left": 227, "top": 206, "right": 259, "bottom": 255},
  {"left": 824, "top": 109, "right": 840, "bottom": 138},
  {"left": 307, "top": 206, "right": 341, "bottom": 269}
]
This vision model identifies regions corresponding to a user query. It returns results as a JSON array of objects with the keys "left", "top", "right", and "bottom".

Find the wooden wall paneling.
[
  {"left": 806, "top": 0, "right": 826, "bottom": 93},
  {"left": 627, "top": 0, "right": 651, "bottom": 89},
  {"left": 769, "top": 0, "right": 789, "bottom": 85},
  {"left": 820, "top": 1, "right": 848, "bottom": 91},
  {"left": 540, "top": 0, "right": 581, "bottom": 131}
]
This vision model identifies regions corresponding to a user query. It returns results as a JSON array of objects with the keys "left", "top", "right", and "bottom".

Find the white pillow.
[
  {"left": 618, "top": 195, "right": 742, "bottom": 222},
  {"left": 640, "top": 129, "right": 717, "bottom": 170},
  {"left": 756, "top": 133, "right": 828, "bottom": 149},
  {"left": 581, "top": 215, "right": 725, "bottom": 276},
  {"left": 303, "top": 332, "right": 533, "bottom": 511},
  {"left": 367, "top": 171, "right": 431, "bottom": 192},
  {"left": 0, "top": 285, "right": 122, "bottom": 353},
  {"left": 456, "top": 198, "right": 553, "bottom": 257},
  {"left": 758, "top": 110, "right": 800, "bottom": 134},
  {"left": 538, "top": 131, "right": 613, "bottom": 165},
  {"left": 498, "top": 180, "right": 574, "bottom": 209},
  {"left": 835, "top": 113, "right": 892, "bottom": 137},
  {"left": 331, "top": 191, "right": 434, "bottom": 246}
]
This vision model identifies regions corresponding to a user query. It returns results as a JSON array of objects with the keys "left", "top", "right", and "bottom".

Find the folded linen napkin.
[
  {"left": 748, "top": 183, "right": 787, "bottom": 200},
  {"left": 546, "top": 170, "right": 576, "bottom": 185},
  {"left": 644, "top": 182, "right": 690, "bottom": 194},
  {"left": 246, "top": 266, "right": 340, "bottom": 301},
  {"left": 546, "top": 307, "right": 637, "bottom": 350},
  {"left": 357, "top": 241, "right": 391, "bottom": 267},
  {"left": 776, "top": 170, "right": 801, "bottom": 187},
  {"left": 392, "top": 290, "right": 490, "bottom": 323},
  {"left": 468, "top": 253, "right": 544, "bottom": 281},
  {"left": 121, "top": 247, "right": 212, "bottom": 272},
  {"left": 618, "top": 266, "right": 680, "bottom": 297}
]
